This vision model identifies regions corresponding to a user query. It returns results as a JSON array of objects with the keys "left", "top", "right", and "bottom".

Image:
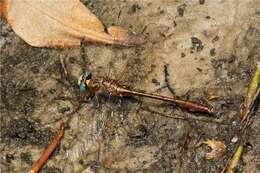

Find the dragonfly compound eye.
[{"left": 78, "top": 71, "right": 92, "bottom": 92}]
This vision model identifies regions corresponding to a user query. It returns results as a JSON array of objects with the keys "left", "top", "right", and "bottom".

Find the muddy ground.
[{"left": 1, "top": 0, "right": 260, "bottom": 172}]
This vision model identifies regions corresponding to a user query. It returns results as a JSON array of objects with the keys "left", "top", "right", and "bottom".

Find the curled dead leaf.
[
  {"left": 1, "top": 0, "right": 145, "bottom": 48},
  {"left": 203, "top": 139, "right": 226, "bottom": 159}
]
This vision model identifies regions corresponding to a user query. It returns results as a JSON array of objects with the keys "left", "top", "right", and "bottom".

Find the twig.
[
  {"left": 226, "top": 144, "right": 244, "bottom": 173},
  {"left": 164, "top": 64, "right": 175, "bottom": 95},
  {"left": 28, "top": 124, "right": 65, "bottom": 173}
]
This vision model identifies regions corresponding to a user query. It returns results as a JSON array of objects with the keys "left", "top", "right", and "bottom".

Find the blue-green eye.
[
  {"left": 79, "top": 83, "right": 87, "bottom": 92},
  {"left": 78, "top": 71, "right": 92, "bottom": 92}
]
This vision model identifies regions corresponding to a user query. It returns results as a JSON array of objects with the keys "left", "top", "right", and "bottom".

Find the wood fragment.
[{"left": 28, "top": 124, "right": 65, "bottom": 173}]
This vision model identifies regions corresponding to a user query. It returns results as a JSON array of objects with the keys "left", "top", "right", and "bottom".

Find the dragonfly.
[{"left": 78, "top": 70, "right": 214, "bottom": 114}]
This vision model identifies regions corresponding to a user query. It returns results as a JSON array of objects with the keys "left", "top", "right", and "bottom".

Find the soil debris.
[
  {"left": 199, "top": 0, "right": 205, "bottom": 5},
  {"left": 191, "top": 37, "right": 204, "bottom": 52},
  {"left": 177, "top": 4, "right": 187, "bottom": 17},
  {"left": 2, "top": 117, "right": 53, "bottom": 146},
  {"left": 129, "top": 3, "right": 141, "bottom": 14}
]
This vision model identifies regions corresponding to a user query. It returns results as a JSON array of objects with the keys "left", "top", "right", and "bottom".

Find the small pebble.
[{"left": 231, "top": 135, "right": 238, "bottom": 143}]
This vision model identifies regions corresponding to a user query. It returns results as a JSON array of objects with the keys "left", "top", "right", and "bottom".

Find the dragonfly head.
[{"left": 78, "top": 71, "right": 92, "bottom": 92}]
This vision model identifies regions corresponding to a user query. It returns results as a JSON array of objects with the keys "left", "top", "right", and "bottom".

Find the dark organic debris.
[
  {"left": 21, "top": 153, "right": 33, "bottom": 165},
  {"left": 210, "top": 48, "right": 216, "bottom": 56},
  {"left": 4, "top": 154, "right": 15, "bottom": 163},
  {"left": 177, "top": 4, "right": 187, "bottom": 17},
  {"left": 2, "top": 117, "right": 53, "bottom": 146},
  {"left": 130, "top": 3, "right": 141, "bottom": 13},
  {"left": 181, "top": 52, "right": 186, "bottom": 58},
  {"left": 164, "top": 64, "right": 175, "bottom": 95},
  {"left": 152, "top": 78, "right": 160, "bottom": 86},
  {"left": 212, "top": 35, "right": 220, "bottom": 43},
  {"left": 191, "top": 37, "right": 204, "bottom": 52},
  {"left": 199, "top": 0, "right": 205, "bottom": 5}
]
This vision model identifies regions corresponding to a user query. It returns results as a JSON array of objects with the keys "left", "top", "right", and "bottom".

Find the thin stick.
[
  {"left": 164, "top": 64, "right": 175, "bottom": 95},
  {"left": 28, "top": 124, "right": 65, "bottom": 173},
  {"left": 226, "top": 144, "right": 244, "bottom": 173}
]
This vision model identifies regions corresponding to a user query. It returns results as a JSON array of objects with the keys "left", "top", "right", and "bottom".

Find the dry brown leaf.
[
  {"left": 1, "top": 0, "right": 145, "bottom": 48},
  {"left": 203, "top": 139, "right": 227, "bottom": 159}
]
